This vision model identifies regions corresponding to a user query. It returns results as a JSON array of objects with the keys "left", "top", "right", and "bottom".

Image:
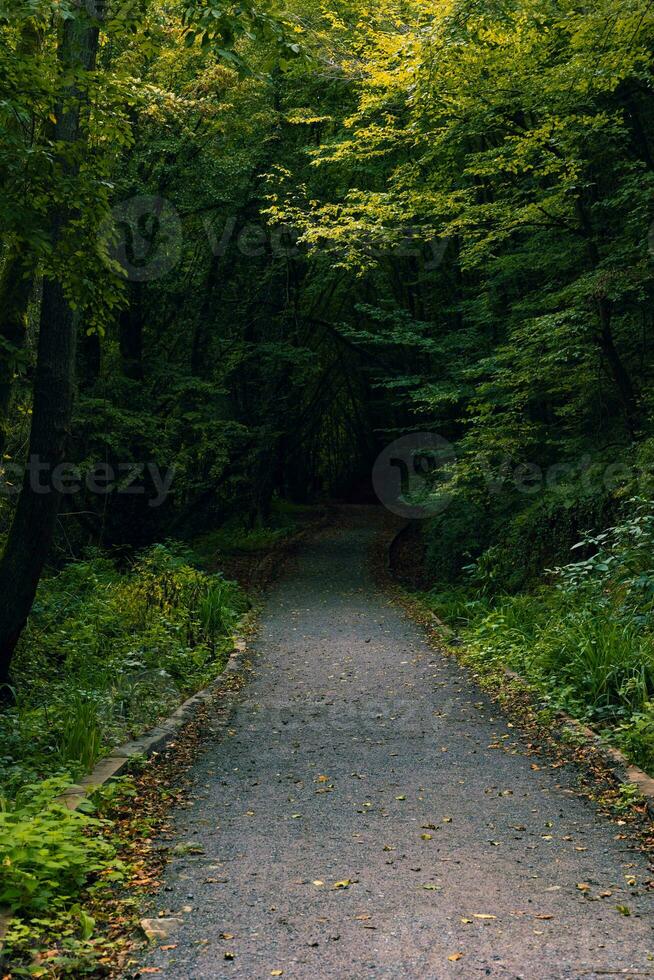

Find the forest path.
[{"left": 138, "top": 507, "right": 653, "bottom": 979}]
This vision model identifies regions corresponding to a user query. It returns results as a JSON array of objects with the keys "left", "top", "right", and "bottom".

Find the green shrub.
[
  {"left": 423, "top": 499, "right": 654, "bottom": 771},
  {"left": 2, "top": 543, "right": 247, "bottom": 799},
  {"left": 0, "top": 779, "right": 117, "bottom": 915}
]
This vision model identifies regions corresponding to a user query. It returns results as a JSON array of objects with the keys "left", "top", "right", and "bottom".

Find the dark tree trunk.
[
  {"left": 119, "top": 282, "right": 144, "bottom": 380},
  {"left": 79, "top": 331, "right": 102, "bottom": 387},
  {"left": 596, "top": 297, "right": 639, "bottom": 438},
  {"left": 0, "top": 0, "right": 105, "bottom": 690},
  {"left": 0, "top": 254, "right": 32, "bottom": 455},
  {"left": 0, "top": 21, "right": 43, "bottom": 456}
]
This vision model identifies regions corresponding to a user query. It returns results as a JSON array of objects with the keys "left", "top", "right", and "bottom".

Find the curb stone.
[
  {"left": 463, "top": 641, "right": 654, "bottom": 819},
  {"left": 385, "top": 522, "right": 654, "bottom": 821},
  {"left": 0, "top": 633, "right": 251, "bottom": 961},
  {"left": 57, "top": 632, "right": 250, "bottom": 812}
]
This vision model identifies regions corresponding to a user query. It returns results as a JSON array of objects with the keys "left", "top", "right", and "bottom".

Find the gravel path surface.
[{"left": 138, "top": 508, "right": 653, "bottom": 979}]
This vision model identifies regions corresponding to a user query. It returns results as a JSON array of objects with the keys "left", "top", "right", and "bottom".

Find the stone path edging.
[
  {"left": 57, "top": 632, "right": 250, "bottom": 812},
  {"left": 452, "top": 632, "right": 654, "bottom": 818},
  {"left": 386, "top": 523, "right": 654, "bottom": 819},
  {"left": 0, "top": 631, "right": 251, "bottom": 961}
]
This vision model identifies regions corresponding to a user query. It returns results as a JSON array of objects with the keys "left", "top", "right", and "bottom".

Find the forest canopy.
[
  {"left": 3, "top": 1, "right": 654, "bottom": 967},
  {"left": 1, "top": 0, "right": 654, "bottom": 746}
]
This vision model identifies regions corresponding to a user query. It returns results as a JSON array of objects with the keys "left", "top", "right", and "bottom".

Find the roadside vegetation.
[
  {"left": 2, "top": 0, "right": 654, "bottom": 972},
  {"left": 0, "top": 542, "right": 247, "bottom": 799},
  {"left": 418, "top": 499, "right": 654, "bottom": 774}
]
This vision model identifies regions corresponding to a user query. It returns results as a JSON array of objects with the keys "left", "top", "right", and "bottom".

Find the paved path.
[{"left": 140, "top": 509, "right": 653, "bottom": 979}]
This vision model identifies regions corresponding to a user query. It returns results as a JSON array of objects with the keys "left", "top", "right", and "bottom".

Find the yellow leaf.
[
  {"left": 271, "top": 971, "right": 284, "bottom": 977},
  {"left": 333, "top": 879, "right": 352, "bottom": 889},
  {"left": 448, "top": 953, "right": 463, "bottom": 961},
  {"left": 473, "top": 914, "right": 496, "bottom": 920}
]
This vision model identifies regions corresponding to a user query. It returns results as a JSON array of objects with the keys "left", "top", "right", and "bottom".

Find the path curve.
[{"left": 138, "top": 508, "right": 653, "bottom": 979}]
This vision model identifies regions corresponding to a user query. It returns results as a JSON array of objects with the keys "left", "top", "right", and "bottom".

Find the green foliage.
[
  {"left": 424, "top": 500, "right": 654, "bottom": 772},
  {"left": 0, "top": 778, "right": 118, "bottom": 915},
  {"left": 0, "top": 543, "right": 246, "bottom": 797},
  {"left": 423, "top": 499, "right": 491, "bottom": 584}
]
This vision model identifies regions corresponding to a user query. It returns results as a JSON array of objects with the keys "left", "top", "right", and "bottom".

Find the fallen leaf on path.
[
  {"left": 616, "top": 905, "right": 631, "bottom": 916},
  {"left": 271, "top": 971, "right": 284, "bottom": 976},
  {"left": 333, "top": 880, "right": 352, "bottom": 889},
  {"left": 172, "top": 843, "right": 204, "bottom": 856},
  {"left": 577, "top": 883, "right": 590, "bottom": 892},
  {"left": 473, "top": 914, "right": 496, "bottom": 920},
  {"left": 160, "top": 945, "right": 177, "bottom": 951},
  {"left": 448, "top": 953, "right": 463, "bottom": 961},
  {"left": 421, "top": 834, "right": 433, "bottom": 840},
  {"left": 312, "top": 880, "right": 324, "bottom": 887}
]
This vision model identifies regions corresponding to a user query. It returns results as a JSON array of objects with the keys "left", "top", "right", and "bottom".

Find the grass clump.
[
  {"left": 421, "top": 499, "right": 654, "bottom": 773},
  {"left": 0, "top": 542, "right": 247, "bottom": 798}
]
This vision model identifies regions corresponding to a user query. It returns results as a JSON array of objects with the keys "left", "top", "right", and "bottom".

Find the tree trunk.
[
  {"left": 596, "top": 296, "right": 638, "bottom": 439},
  {"left": 0, "top": 253, "right": 32, "bottom": 455},
  {"left": 0, "top": 0, "right": 105, "bottom": 690},
  {"left": 0, "top": 19, "right": 44, "bottom": 455},
  {"left": 119, "top": 282, "right": 145, "bottom": 381}
]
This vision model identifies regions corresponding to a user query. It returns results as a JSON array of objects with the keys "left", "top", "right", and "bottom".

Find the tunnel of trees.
[
  {"left": 2, "top": 0, "right": 654, "bottom": 757},
  {"left": 4, "top": 3, "right": 654, "bottom": 963}
]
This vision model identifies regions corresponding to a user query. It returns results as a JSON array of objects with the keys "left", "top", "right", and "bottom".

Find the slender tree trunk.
[
  {"left": 596, "top": 297, "right": 638, "bottom": 438},
  {"left": 0, "top": 254, "right": 32, "bottom": 455},
  {"left": 0, "top": 0, "right": 105, "bottom": 690},
  {"left": 574, "top": 198, "right": 639, "bottom": 438},
  {"left": 119, "top": 282, "right": 144, "bottom": 380}
]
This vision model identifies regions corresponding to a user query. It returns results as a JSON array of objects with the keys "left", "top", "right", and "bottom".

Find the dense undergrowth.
[
  {"left": 0, "top": 542, "right": 247, "bottom": 800},
  {"left": 0, "top": 503, "right": 318, "bottom": 975},
  {"left": 0, "top": 534, "right": 251, "bottom": 976},
  {"left": 420, "top": 497, "right": 654, "bottom": 775}
]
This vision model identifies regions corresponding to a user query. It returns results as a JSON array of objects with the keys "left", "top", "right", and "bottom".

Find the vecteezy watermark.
[
  {"left": 372, "top": 432, "right": 455, "bottom": 519},
  {"left": 99, "top": 190, "right": 452, "bottom": 283},
  {"left": 0, "top": 458, "right": 175, "bottom": 508},
  {"left": 100, "top": 195, "right": 183, "bottom": 283}
]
